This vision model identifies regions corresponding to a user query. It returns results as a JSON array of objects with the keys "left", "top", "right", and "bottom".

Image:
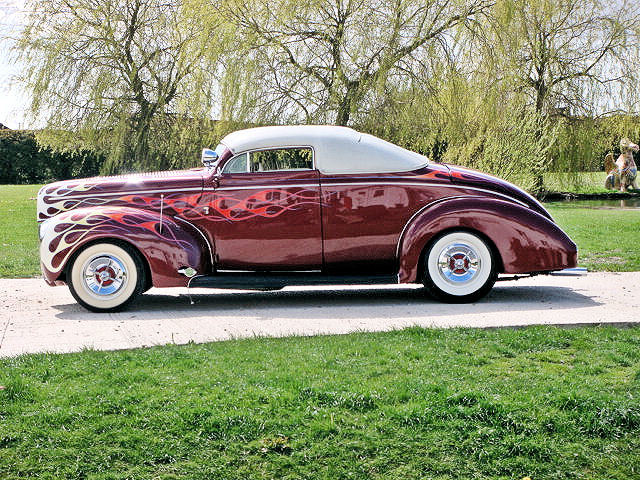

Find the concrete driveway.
[{"left": 1, "top": 272, "right": 639, "bottom": 357}]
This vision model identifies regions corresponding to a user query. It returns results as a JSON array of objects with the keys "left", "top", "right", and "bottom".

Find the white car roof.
[{"left": 220, "top": 125, "right": 428, "bottom": 174}]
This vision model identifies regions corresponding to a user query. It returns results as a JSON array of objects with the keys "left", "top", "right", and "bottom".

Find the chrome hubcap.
[
  {"left": 437, "top": 243, "right": 480, "bottom": 285},
  {"left": 82, "top": 255, "right": 127, "bottom": 296}
]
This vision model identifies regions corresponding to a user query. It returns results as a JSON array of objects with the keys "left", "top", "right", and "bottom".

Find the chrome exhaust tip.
[{"left": 549, "top": 267, "right": 587, "bottom": 276}]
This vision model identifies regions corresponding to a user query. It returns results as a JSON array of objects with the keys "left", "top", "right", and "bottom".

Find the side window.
[
  {"left": 250, "top": 147, "right": 313, "bottom": 172},
  {"left": 221, "top": 153, "right": 248, "bottom": 174}
]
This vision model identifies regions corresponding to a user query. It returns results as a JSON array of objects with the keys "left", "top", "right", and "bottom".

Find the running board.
[{"left": 189, "top": 273, "right": 399, "bottom": 290}]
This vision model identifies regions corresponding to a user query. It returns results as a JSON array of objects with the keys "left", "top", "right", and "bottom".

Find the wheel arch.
[
  {"left": 397, "top": 196, "right": 577, "bottom": 283},
  {"left": 40, "top": 206, "right": 211, "bottom": 287},
  {"left": 61, "top": 237, "right": 152, "bottom": 291}
]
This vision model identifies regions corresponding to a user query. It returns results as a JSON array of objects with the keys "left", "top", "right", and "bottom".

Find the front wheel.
[
  {"left": 67, "top": 242, "right": 146, "bottom": 312},
  {"left": 423, "top": 231, "right": 497, "bottom": 303}
]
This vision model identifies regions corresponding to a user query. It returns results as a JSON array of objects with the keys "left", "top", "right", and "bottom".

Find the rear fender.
[
  {"left": 397, "top": 197, "right": 577, "bottom": 283},
  {"left": 39, "top": 206, "right": 211, "bottom": 287}
]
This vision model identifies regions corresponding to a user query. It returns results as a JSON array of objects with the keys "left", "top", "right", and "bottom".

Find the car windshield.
[{"left": 211, "top": 143, "right": 231, "bottom": 170}]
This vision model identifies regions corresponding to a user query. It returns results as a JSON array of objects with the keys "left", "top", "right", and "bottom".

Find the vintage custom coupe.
[{"left": 37, "top": 125, "right": 577, "bottom": 311}]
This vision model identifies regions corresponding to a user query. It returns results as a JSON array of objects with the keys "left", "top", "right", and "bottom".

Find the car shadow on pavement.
[{"left": 52, "top": 284, "right": 601, "bottom": 321}]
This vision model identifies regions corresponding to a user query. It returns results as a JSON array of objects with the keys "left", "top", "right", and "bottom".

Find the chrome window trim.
[
  {"left": 211, "top": 183, "right": 319, "bottom": 191},
  {"left": 221, "top": 152, "right": 249, "bottom": 174},
  {"left": 220, "top": 145, "right": 316, "bottom": 174}
]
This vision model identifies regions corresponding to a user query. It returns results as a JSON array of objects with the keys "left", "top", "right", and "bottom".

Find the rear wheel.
[
  {"left": 423, "top": 231, "right": 496, "bottom": 303},
  {"left": 67, "top": 242, "right": 145, "bottom": 312}
]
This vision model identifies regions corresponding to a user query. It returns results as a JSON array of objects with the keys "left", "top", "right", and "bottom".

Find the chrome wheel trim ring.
[
  {"left": 426, "top": 232, "right": 492, "bottom": 296},
  {"left": 436, "top": 242, "right": 481, "bottom": 286},
  {"left": 81, "top": 254, "right": 128, "bottom": 298}
]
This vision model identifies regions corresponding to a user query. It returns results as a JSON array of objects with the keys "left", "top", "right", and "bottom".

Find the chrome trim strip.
[
  {"left": 41, "top": 180, "right": 530, "bottom": 211},
  {"left": 210, "top": 183, "right": 319, "bottom": 191},
  {"left": 209, "top": 180, "right": 529, "bottom": 208},
  {"left": 42, "top": 187, "right": 203, "bottom": 199},
  {"left": 320, "top": 182, "right": 530, "bottom": 208},
  {"left": 215, "top": 269, "right": 323, "bottom": 273}
]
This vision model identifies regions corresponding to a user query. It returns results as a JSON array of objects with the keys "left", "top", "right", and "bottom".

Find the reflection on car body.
[{"left": 37, "top": 125, "right": 577, "bottom": 312}]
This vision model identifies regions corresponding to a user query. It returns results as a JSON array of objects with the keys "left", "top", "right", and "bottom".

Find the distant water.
[{"left": 544, "top": 198, "right": 640, "bottom": 210}]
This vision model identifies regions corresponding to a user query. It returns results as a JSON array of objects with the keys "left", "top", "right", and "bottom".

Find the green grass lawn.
[
  {"left": 0, "top": 185, "right": 41, "bottom": 277},
  {"left": 546, "top": 203, "right": 640, "bottom": 272},
  {"left": 1, "top": 326, "right": 639, "bottom": 479},
  {"left": 0, "top": 185, "right": 638, "bottom": 277}
]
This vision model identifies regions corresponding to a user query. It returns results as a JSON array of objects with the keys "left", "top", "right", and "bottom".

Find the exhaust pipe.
[{"left": 549, "top": 267, "right": 587, "bottom": 276}]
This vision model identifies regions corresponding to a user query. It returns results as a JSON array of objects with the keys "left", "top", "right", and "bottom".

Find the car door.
[{"left": 201, "top": 147, "right": 323, "bottom": 270}]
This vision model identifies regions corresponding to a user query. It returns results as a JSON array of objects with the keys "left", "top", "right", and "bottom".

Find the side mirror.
[{"left": 201, "top": 148, "right": 219, "bottom": 169}]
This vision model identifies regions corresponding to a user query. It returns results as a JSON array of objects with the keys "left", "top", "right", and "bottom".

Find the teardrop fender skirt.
[
  {"left": 39, "top": 207, "right": 211, "bottom": 287},
  {"left": 397, "top": 197, "right": 577, "bottom": 284}
]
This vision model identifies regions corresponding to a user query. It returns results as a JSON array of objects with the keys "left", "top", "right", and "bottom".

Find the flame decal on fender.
[
  {"left": 116, "top": 189, "right": 320, "bottom": 222},
  {"left": 40, "top": 188, "right": 321, "bottom": 274},
  {"left": 40, "top": 207, "right": 191, "bottom": 274},
  {"left": 40, "top": 189, "right": 321, "bottom": 222}
]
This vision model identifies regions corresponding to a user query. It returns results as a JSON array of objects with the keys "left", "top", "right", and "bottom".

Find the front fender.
[
  {"left": 397, "top": 197, "right": 577, "bottom": 283},
  {"left": 39, "top": 206, "right": 211, "bottom": 287}
]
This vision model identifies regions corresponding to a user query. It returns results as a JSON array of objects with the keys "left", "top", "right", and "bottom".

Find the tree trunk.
[
  {"left": 335, "top": 99, "right": 351, "bottom": 126},
  {"left": 130, "top": 101, "right": 156, "bottom": 170},
  {"left": 532, "top": 83, "right": 548, "bottom": 196},
  {"left": 335, "top": 82, "right": 361, "bottom": 126}
]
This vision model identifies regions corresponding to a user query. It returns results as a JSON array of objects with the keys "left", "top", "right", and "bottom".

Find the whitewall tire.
[
  {"left": 423, "top": 231, "right": 497, "bottom": 303},
  {"left": 67, "top": 242, "right": 145, "bottom": 312}
]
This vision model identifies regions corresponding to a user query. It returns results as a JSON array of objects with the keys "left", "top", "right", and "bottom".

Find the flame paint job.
[
  {"left": 37, "top": 157, "right": 577, "bottom": 288},
  {"left": 445, "top": 165, "right": 551, "bottom": 219},
  {"left": 120, "top": 189, "right": 320, "bottom": 222},
  {"left": 37, "top": 170, "right": 205, "bottom": 221},
  {"left": 207, "top": 169, "right": 323, "bottom": 270},
  {"left": 39, "top": 206, "right": 209, "bottom": 287}
]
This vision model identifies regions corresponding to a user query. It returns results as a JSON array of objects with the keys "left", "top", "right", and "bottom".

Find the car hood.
[
  {"left": 37, "top": 169, "right": 205, "bottom": 222},
  {"left": 445, "top": 165, "right": 552, "bottom": 220}
]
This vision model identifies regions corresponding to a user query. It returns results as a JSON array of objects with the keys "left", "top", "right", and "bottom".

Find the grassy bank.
[
  {"left": 2, "top": 326, "right": 640, "bottom": 479},
  {"left": 543, "top": 172, "right": 608, "bottom": 194},
  {"left": 543, "top": 171, "right": 640, "bottom": 196},
  {"left": 0, "top": 185, "right": 638, "bottom": 277}
]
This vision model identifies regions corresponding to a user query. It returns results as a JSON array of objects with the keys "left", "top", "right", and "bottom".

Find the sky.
[{"left": 0, "top": 0, "right": 29, "bottom": 129}]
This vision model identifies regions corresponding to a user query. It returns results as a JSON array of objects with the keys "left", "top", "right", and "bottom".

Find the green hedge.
[{"left": 0, "top": 130, "right": 104, "bottom": 184}]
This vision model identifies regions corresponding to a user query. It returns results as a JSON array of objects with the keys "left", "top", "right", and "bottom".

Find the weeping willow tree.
[
  {"left": 201, "top": 0, "right": 493, "bottom": 126},
  {"left": 361, "top": 0, "right": 640, "bottom": 194},
  {"left": 489, "top": 0, "right": 640, "bottom": 192},
  {"left": 357, "top": 65, "right": 557, "bottom": 193},
  {"left": 11, "top": 0, "right": 640, "bottom": 187},
  {"left": 15, "top": 0, "right": 226, "bottom": 173},
  {"left": 493, "top": 0, "right": 639, "bottom": 117}
]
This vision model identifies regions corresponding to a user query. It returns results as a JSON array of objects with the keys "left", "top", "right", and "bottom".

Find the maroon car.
[{"left": 37, "top": 125, "right": 577, "bottom": 311}]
